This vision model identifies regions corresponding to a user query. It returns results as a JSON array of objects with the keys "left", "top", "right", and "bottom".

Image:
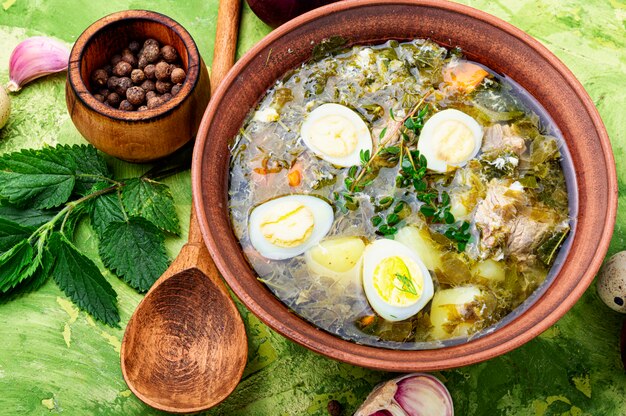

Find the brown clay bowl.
[
  {"left": 66, "top": 10, "right": 209, "bottom": 163},
  {"left": 193, "top": 0, "right": 617, "bottom": 371}
]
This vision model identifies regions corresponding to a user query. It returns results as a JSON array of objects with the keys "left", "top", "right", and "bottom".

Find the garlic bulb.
[
  {"left": 0, "top": 86, "right": 10, "bottom": 129},
  {"left": 7, "top": 37, "right": 70, "bottom": 93},
  {"left": 355, "top": 373, "right": 454, "bottom": 416}
]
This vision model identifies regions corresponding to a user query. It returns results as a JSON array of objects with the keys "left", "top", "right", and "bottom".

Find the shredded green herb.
[{"left": 394, "top": 273, "right": 418, "bottom": 295}]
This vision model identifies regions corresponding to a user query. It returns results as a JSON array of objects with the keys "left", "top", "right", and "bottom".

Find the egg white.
[
  {"left": 300, "top": 103, "right": 373, "bottom": 167},
  {"left": 248, "top": 195, "right": 334, "bottom": 260},
  {"left": 418, "top": 109, "right": 483, "bottom": 172},
  {"left": 362, "top": 239, "right": 434, "bottom": 321}
]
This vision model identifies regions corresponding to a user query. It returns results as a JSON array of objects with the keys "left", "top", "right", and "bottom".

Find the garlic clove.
[
  {"left": 0, "top": 86, "right": 10, "bottom": 129},
  {"left": 355, "top": 373, "right": 454, "bottom": 416},
  {"left": 7, "top": 36, "right": 70, "bottom": 93}
]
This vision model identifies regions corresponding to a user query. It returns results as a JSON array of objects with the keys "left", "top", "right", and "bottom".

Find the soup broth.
[{"left": 228, "top": 39, "right": 571, "bottom": 349}]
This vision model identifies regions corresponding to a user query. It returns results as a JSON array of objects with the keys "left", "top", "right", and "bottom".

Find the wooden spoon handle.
[
  {"left": 188, "top": 0, "right": 241, "bottom": 246},
  {"left": 211, "top": 0, "right": 242, "bottom": 93}
]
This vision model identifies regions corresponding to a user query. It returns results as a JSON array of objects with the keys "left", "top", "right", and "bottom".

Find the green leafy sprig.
[
  {"left": 371, "top": 199, "right": 411, "bottom": 237},
  {"left": 0, "top": 145, "right": 182, "bottom": 327},
  {"left": 343, "top": 92, "right": 432, "bottom": 194},
  {"left": 444, "top": 221, "right": 472, "bottom": 251}
]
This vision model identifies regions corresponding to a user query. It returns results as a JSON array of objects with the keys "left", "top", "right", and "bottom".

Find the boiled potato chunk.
[
  {"left": 472, "top": 259, "right": 506, "bottom": 282},
  {"left": 305, "top": 237, "right": 365, "bottom": 281},
  {"left": 430, "top": 286, "right": 481, "bottom": 339},
  {"left": 449, "top": 192, "right": 469, "bottom": 219},
  {"left": 395, "top": 226, "right": 442, "bottom": 271}
]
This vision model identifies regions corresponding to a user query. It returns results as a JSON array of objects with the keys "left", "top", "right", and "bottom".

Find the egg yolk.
[
  {"left": 432, "top": 120, "right": 475, "bottom": 164},
  {"left": 373, "top": 256, "right": 423, "bottom": 306},
  {"left": 259, "top": 201, "right": 315, "bottom": 248},
  {"left": 307, "top": 115, "right": 359, "bottom": 158}
]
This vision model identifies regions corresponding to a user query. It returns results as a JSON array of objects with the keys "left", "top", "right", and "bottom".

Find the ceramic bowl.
[
  {"left": 192, "top": 0, "right": 617, "bottom": 371},
  {"left": 66, "top": 10, "right": 210, "bottom": 163}
]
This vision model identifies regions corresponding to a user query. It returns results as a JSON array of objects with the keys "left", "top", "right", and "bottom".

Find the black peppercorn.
[
  {"left": 141, "top": 80, "right": 156, "bottom": 92},
  {"left": 106, "top": 92, "right": 121, "bottom": 107},
  {"left": 128, "top": 40, "right": 141, "bottom": 54},
  {"left": 126, "top": 86, "right": 146, "bottom": 106},
  {"left": 147, "top": 96, "right": 164, "bottom": 109},
  {"left": 160, "top": 45, "right": 178, "bottom": 63},
  {"left": 119, "top": 100, "right": 134, "bottom": 111},
  {"left": 106, "top": 76, "right": 120, "bottom": 91},
  {"left": 171, "top": 68, "right": 186, "bottom": 84},
  {"left": 171, "top": 83, "right": 183, "bottom": 96},
  {"left": 114, "top": 77, "right": 132, "bottom": 96},
  {"left": 140, "top": 43, "right": 160, "bottom": 65},
  {"left": 155, "top": 61, "right": 172, "bottom": 81},
  {"left": 155, "top": 80, "right": 172, "bottom": 94},
  {"left": 91, "top": 69, "right": 108, "bottom": 87},
  {"left": 143, "top": 64, "right": 156, "bottom": 80},
  {"left": 131, "top": 69, "right": 146, "bottom": 84},
  {"left": 121, "top": 50, "right": 138, "bottom": 68},
  {"left": 112, "top": 61, "right": 132, "bottom": 77}
]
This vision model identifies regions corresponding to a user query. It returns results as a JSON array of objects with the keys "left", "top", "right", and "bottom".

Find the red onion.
[
  {"left": 246, "top": 0, "right": 342, "bottom": 28},
  {"left": 355, "top": 373, "right": 454, "bottom": 416}
]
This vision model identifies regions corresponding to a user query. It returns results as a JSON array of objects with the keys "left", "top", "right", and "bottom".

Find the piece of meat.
[
  {"left": 473, "top": 180, "right": 525, "bottom": 252},
  {"left": 507, "top": 215, "right": 552, "bottom": 261},
  {"left": 481, "top": 124, "right": 527, "bottom": 156}
]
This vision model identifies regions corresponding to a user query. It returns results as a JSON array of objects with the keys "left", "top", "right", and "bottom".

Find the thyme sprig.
[
  {"left": 371, "top": 200, "right": 410, "bottom": 237},
  {"left": 346, "top": 90, "right": 433, "bottom": 194}
]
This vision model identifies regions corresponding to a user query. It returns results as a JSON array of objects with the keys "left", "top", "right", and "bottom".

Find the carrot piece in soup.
[
  {"left": 288, "top": 162, "right": 302, "bottom": 187},
  {"left": 443, "top": 61, "right": 489, "bottom": 93}
]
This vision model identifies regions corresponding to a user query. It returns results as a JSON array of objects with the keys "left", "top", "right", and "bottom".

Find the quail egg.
[
  {"left": 597, "top": 251, "right": 626, "bottom": 313},
  {"left": 300, "top": 103, "right": 373, "bottom": 167},
  {"left": 417, "top": 109, "right": 483, "bottom": 173},
  {"left": 249, "top": 195, "right": 334, "bottom": 260},
  {"left": 362, "top": 239, "right": 434, "bottom": 322}
]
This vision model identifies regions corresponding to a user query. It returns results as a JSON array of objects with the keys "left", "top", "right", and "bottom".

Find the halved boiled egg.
[
  {"left": 305, "top": 236, "right": 366, "bottom": 284},
  {"left": 249, "top": 195, "right": 334, "bottom": 260},
  {"left": 362, "top": 239, "right": 434, "bottom": 322},
  {"left": 417, "top": 109, "right": 483, "bottom": 173},
  {"left": 300, "top": 103, "right": 373, "bottom": 167}
]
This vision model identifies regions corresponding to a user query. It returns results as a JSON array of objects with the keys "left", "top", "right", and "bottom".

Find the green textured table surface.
[{"left": 1, "top": 1, "right": 625, "bottom": 415}]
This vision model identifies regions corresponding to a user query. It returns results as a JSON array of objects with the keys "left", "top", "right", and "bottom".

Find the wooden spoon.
[{"left": 120, "top": 1, "right": 246, "bottom": 413}]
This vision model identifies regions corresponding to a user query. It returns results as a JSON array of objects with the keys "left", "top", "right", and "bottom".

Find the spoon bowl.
[{"left": 121, "top": 239, "right": 247, "bottom": 413}]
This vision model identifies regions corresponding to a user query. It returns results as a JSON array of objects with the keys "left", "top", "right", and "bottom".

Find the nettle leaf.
[
  {"left": 0, "top": 248, "right": 53, "bottom": 303},
  {"left": 0, "top": 147, "right": 76, "bottom": 209},
  {"left": 60, "top": 145, "right": 111, "bottom": 195},
  {"left": 99, "top": 217, "right": 169, "bottom": 293},
  {"left": 0, "top": 218, "right": 34, "bottom": 254},
  {"left": 122, "top": 178, "right": 180, "bottom": 235},
  {"left": 0, "top": 204, "right": 59, "bottom": 227},
  {"left": 88, "top": 182, "right": 126, "bottom": 237},
  {"left": 48, "top": 232, "right": 119, "bottom": 327},
  {"left": 0, "top": 239, "right": 35, "bottom": 293}
]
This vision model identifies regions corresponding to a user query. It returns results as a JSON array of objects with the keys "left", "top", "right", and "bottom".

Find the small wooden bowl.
[
  {"left": 193, "top": 0, "right": 617, "bottom": 371},
  {"left": 66, "top": 10, "right": 209, "bottom": 163}
]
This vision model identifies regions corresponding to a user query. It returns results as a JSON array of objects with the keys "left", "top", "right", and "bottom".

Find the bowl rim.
[
  {"left": 67, "top": 9, "right": 201, "bottom": 122},
  {"left": 192, "top": 0, "right": 617, "bottom": 370}
]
